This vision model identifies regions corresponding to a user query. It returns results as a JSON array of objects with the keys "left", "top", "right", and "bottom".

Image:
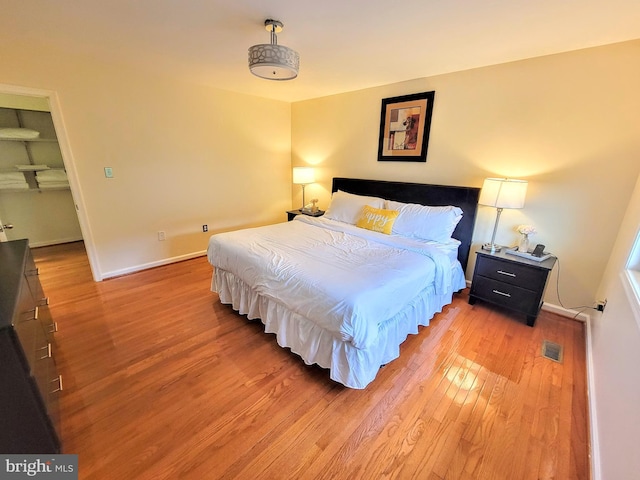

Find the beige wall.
[
  {"left": 292, "top": 40, "right": 640, "bottom": 309},
  {"left": 0, "top": 190, "right": 83, "bottom": 247},
  {"left": 0, "top": 92, "right": 49, "bottom": 111},
  {"left": 1, "top": 45, "right": 291, "bottom": 278}
]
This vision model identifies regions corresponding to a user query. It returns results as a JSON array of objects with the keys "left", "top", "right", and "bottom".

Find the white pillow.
[
  {"left": 324, "top": 190, "right": 386, "bottom": 224},
  {"left": 386, "top": 200, "right": 463, "bottom": 243}
]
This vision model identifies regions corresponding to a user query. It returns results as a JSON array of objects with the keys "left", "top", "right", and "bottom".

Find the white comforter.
[{"left": 207, "top": 216, "right": 455, "bottom": 350}]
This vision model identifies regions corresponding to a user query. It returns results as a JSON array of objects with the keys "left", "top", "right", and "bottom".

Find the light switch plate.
[{"left": 104, "top": 167, "right": 114, "bottom": 178}]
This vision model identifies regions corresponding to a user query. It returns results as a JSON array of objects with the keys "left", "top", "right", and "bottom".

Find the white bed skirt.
[{"left": 212, "top": 266, "right": 466, "bottom": 389}]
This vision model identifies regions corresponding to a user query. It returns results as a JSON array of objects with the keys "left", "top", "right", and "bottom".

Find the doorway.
[{"left": 0, "top": 84, "right": 99, "bottom": 281}]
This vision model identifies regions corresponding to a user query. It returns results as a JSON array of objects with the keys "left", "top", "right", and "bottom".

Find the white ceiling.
[{"left": 3, "top": 0, "right": 640, "bottom": 102}]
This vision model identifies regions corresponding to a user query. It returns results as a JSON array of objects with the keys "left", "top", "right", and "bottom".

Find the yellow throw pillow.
[{"left": 356, "top": 205, "right": 399, "bottom": 235}]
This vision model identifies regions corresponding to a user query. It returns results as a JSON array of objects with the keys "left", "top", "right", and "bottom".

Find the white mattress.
[{"left": 207, "top": 216, "right": 466, "bottom": 388}]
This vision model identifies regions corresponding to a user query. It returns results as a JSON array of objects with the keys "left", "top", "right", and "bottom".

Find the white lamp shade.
[
  {"left": 248, "top": 44, "right": 299, "bottom": 80},
  {"left": 479, "top": 178, "right": 528, "bottom": 209},
  {"left": 293, "top": 167, "right": 315, "bottom": 185}
]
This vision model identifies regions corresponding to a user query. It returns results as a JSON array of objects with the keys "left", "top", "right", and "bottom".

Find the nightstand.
[
  {"left": 286, "top": 209, "right": 325, "bottom": 221},
  {"left": 468, "top": 250, "right": 556, "bottom": 326}
]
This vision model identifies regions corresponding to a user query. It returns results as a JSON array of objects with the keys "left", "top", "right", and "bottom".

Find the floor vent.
[{"left": 542, "top": 340, "right": 563, "bottom": 363}]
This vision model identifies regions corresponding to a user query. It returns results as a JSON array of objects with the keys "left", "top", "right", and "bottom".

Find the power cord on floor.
[{"left": 553, "top": 256, "right": 601, "bottom": 319}]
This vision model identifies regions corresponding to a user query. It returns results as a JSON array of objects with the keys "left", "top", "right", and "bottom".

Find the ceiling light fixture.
[{"left": 248, "top": 19, "right": 299, "bottom": 81}]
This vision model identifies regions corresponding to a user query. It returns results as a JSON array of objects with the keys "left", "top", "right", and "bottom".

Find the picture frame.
[{"left": 377, "top": 91, "right": 435, "bottom": 162}]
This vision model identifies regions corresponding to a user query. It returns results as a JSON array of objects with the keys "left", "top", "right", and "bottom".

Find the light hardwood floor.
[{"left": 32, "top": 241, "right": 589, "bottom": 479}]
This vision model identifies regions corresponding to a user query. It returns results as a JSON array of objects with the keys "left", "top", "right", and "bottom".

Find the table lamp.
[
  {"left": 292, "top": 167, "right": 315, "bottom": 209},
  {"left": 479, "top": 178, "right": 528, "bottom": 252}
]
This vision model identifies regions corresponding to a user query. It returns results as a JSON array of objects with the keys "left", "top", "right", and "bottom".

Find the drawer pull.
[
  {"left": 492, "top": 289, "right": 512, "bottom": 298},
  {"left": 39, "top": 343, "right": 52, "bottom": 359},
  {"left": 51, "top": 375, "right": 63, "bottom": 393},
  {"left": 20, "top": 306, "right": 39, "bottom": 322},
  {"left": 497, "top": 270, "right": 516, "bottom": 278},
  {"left": 49, "top": 322, "right": 58, "bottom": 333},
  {"left": 39, "top": 297, "right": 50, "bottom": 306}
]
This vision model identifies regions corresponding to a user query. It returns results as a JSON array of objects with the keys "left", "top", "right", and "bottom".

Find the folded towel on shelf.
[
  {"left": 0, "top": 171, "right": 29, "bottom": 189},
  {"left": 35, "top": 170, "right": 69, "bottom": 188},
  {"left": 0, "top": 180, "right": 28, "bottom": 185},
  {"left": 38, "top": 182, "right": 69, "bottom": 189},
  {"left": 0, "top": 172, "right": 27, "bottom": 182},
  {"left": 0, "top": 128, "right": 40, "bottom": 139},
  {"left": 0, "top": 182, "right": 29, "bottom": 190},
  {"left": 36, "top": 169, "right": 68, "bottom": 182}
]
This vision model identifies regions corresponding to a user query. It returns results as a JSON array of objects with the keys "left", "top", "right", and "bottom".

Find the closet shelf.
[
  {"left": 0, "top": 167, "right": 65, "bottom": 173},
  {"left": 0, "top": 186, "right": 70, "bottom": 193},
  {"left": 0, "top": 137, "right": 57, "bottom": 143}
]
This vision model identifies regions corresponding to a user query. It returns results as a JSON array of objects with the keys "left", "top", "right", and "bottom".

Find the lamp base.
[{"left": 481, "top": 243, "right": 502, "bottom": 253}]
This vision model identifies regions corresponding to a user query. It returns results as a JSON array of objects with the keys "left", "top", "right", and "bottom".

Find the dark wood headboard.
[{"left": 332, "top": 177, "right": 480, "bottom": 271}]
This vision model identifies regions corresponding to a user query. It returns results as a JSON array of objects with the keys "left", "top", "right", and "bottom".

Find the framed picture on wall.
[{"left": 377, "top": 91, "right": 435, "bottom": 162}]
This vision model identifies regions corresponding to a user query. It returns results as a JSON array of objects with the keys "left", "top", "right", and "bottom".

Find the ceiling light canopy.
[{"left": 248, "top": 19, "right": 299, "bottom": 81}]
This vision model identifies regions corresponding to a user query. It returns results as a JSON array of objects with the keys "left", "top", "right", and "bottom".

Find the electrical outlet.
[
  {"left": 158, "top": 231, "right": 166, "bottom": 241},
  {"left": 596, "top": 299, "right": 607, "bottom": 312},
  {"left": 202, "top": 225, "right": 208, "bottom": 233}
]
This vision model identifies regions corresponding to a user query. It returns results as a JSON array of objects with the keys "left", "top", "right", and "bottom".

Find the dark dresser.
[
  {"left": 468, "top": 249, "right": 556, "bottom": 326},
  {"left": 0, "top": 239, "right": 61, "bottom": 453},
  {"left": 286, "top": 209, "right": 325, "bottom": 221}
]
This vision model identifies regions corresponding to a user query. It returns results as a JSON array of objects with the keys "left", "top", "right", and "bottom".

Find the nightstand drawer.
[
  {"left": 471, "top": 277, "right": 541, "bottom": 314},
  {"left": 475, "top": 255, "right": 546, "bottom": 292}
]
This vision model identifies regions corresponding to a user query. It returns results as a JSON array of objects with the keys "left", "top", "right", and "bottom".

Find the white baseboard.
[
  {"left": 540, "top": 302, "right": 591, "bottom": 322},
  {"left": 28, "top": 236, "right": 84, "bottom": 248},
  {"left": 584, "top": 315, "right": 600, "bottom": 480},
  {"left": 101, "top": 250, "right": 207, "bottom": 280}
]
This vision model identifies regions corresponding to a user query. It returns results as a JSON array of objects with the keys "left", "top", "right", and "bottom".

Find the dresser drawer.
[
  {"left": 475, "top": 255, "right": 547, "bottom": 292},
  {"left": 0, "top": 240, "right": 60, "bottom": 453},
  {"left": 471, "top": 277, "right": 542, "bottom": 315},
  {"left": 13, "top": 277, "right": 39, "bottom": 373}
]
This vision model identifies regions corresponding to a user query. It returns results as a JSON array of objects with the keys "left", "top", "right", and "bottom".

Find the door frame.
[
  {"left": 0, "top": 83, "right": 101, "bottom": 281},
  {"left": 0, "top": 218, "right": 8, "bottom": 242}
]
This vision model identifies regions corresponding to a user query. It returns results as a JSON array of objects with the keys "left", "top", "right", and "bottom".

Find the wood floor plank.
[{"left": 30, "top": 241, "right": 590, "bottom": 479}]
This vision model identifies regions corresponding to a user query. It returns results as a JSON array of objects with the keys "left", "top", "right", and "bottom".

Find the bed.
[{"left": 207, "top": 178, "right": 480, "bottom": 389}]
